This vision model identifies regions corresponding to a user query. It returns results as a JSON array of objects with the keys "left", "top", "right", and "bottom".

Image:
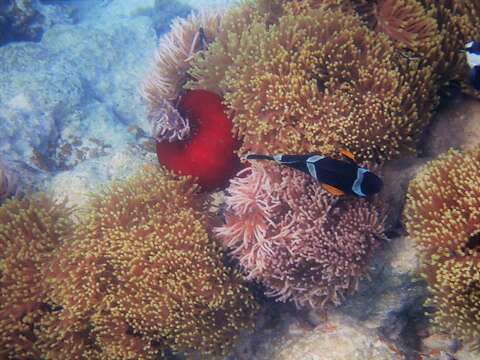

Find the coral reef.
[
  {"left": 404, "top": 146, "right": 480, "bottom": 347},
  {"left": 215, "top": 162, "right": 386, "bottom": 308},
  {"left": 0, "top": 194, "right": 73, "bottom": 359},
  {"left": 187, "top": 1, "right": 438, "bottom": 162},
  {"left": 0, "top": 0, "right": 44, "bottom": 46},
  {"left": 38, "top": 167, "right": 258, "bottom": 359}
]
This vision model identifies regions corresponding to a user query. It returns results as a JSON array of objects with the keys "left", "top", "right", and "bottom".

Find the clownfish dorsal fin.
[
  {"left": 340, "top": 148, "right": 356, "bottom": 162},
  {"left": 321, "top": 183, "right": 345, "bottom": 197}
]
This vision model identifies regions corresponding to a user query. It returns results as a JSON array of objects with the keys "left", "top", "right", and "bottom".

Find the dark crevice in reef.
[
  {"left": 465, "top": 233, "right": 480, "bottom": 251},
  {"left": 0, "top": 0, "right": 45, "bottom": 46}
]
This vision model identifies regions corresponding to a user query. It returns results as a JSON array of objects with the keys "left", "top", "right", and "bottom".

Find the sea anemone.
[
  {"left": 155, "top": 89, "right": 242, "bottom": 191},
  {"left": 38, "top": 167, "right": 258, "bottom": 359},
  {"left": 404, "top": 147, "right": 480, "bottom": 267},
  {"left": 142, "top": 10, "right": 223, "bottom": 142},
  {"left": 404, "top": 146, "right": 480, "bottom": 346},
  {"left": 142, "top": 10, "right": 242, "bottom": 191},
  {"left": 373, "top": 0, "right": 441, "bottom": 60},
  {"left": 215, "top": 162, "right": 386, "bottom": 308},
  {"left": 424, "top": 0, "right": 480, "bottom": 93},
  {"left": 0, "top": 194, "right": 73, "bottom": 359},
  {"left": 185, "top": 1, "right": 261, "bottom": 96},
  {"left": 426, "top": 257, "right": 480, "bottom": 348},
  {"left": 187, "top": 1, "right": 438, "bottom": 162},
  {"left": 367, "top": 0, "right": 480, "bottom": 94}
]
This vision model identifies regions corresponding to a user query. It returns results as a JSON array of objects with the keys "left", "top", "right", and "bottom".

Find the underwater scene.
[{"left": 1, "top": 0, "right": 480, "bottom": 359}]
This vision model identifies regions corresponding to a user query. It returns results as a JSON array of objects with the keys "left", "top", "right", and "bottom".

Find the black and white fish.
[
  {"left": 464, "top": 41, "right": 480, "bottom": 90},
  {"left": 246, "top": 149, "right": 382, "bottom": 197}
]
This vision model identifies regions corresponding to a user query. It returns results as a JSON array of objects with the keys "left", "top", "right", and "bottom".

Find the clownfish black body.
[
  {"left": 246, "top": 150, "right": 382, "bottom": 197},
  {"left": 464, "top": 41, "right": 480, "bottom": 90}
]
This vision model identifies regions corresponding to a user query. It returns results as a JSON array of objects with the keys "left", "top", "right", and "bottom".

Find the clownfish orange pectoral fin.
[
  {"left": 321, "top": 183, "right": 345, "bottom": 197},
  {"left": 340, "top": 148, "right": 356, "bottom": 161}
]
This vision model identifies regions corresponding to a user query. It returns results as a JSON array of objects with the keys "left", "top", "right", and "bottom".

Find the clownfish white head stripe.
[
  {"left": 463, "top": 41, "right": 480, "bottom": 90},
  {"left": 465, "top": 41, "right": 480, "bottom": 68}
]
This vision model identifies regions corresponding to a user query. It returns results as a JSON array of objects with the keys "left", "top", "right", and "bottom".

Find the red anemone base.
[{"left": 156, "top": 90, "right": 242, "bottom": 191}]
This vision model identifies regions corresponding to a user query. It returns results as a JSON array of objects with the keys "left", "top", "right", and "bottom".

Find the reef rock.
[
  {"left": 0, "top": 0, "right": 44, "bottom": 45},
  {"left": 0, "top": 12, "right": 156, "bottom": 186},
  {"left": 271, "top": 313, "right": 404, "bottom": 360},
  {"left": 100, "top": 0, "right": 157, "bottom": 18},
  {"left": 92, "top": 0, "right": 230, "bottom": 36},
  {"left": 48, "top": 146, "right": 156, "bottom": 209},
  {"left": 0, "top": 45, "right": 83, "bottom": 168},
  {"left": 336, "top": 234, "right": 427, "bottom": 358},
  {"left": 423, "top": 95, "right": 480, "bottom": 157},
  {"left": 379, "top": 157, "right": 428, "bottom": 226},
  {"left": 0, "top": 0, "right": 72, "bottom": 46},
  {"left": 225, "top": 233, "right": 425, "bottom": 360},
  {"left": 419, "top": 333, "right": 461, "bottom": 359},
  {"left": 0, "top": 159, "right": 17, "bottom": 201}
]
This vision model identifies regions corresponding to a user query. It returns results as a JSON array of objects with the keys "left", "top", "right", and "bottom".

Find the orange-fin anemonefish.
[{"left": 246, "top": 149, "right": 383, "bottom": 197}]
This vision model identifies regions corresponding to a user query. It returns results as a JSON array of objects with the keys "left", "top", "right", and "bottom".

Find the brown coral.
[
  {"left": 188, "top": 1, "right": 438, "bottom": 162},
  {"left": 0, "top": 194, "right": 73, "bottom": 359},
  {"left": 404, "top": 146, "right": 480, "bottom": 346},
  {"left": 215, "top": 162, "right": 386, "bottom": 308},
  {"left": 38, "top": 167, "right": 258, "bottom": 359}
]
